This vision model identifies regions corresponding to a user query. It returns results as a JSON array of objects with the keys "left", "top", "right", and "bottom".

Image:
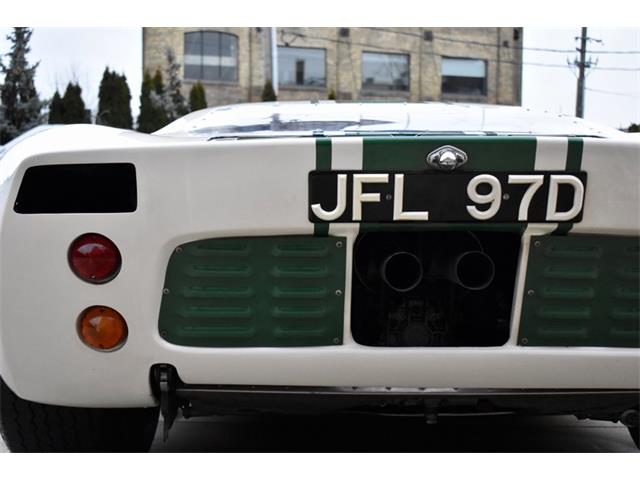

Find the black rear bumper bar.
[
  {"left": 150, "top": 364, "right": 639, "bottom": 421},
  {"left": 178, "top": 385, "right": 640, "bottom": 418},
  {"left": 150, "top": 364, "right": 640, "bottom": 447}
]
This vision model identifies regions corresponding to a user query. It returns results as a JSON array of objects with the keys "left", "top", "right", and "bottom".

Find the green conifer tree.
[
  {"left": 0, "top": 27, "right": 45, "bottom": 144},
  {"left": 137, "top": 70, "right": 169, "bottom": 133},
  {"left": 60, "top": 82, "right": 87, "bottom": 124},
  {"left": 165, "top": 48, "right": 188, "bottom": 120},
  {"left": 261, "top": 80, "right": 277, "bottom": 102},
  {"left": 97, "top": 67, "right": 133, "bottom": 129},
  {"left": 188, "top": 82, "right": 207, "bottom": 112},
  {"left": 48, "top": 90, "right": 64, "bottom": 124}
]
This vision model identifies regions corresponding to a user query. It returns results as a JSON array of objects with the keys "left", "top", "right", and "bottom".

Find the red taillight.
[{"left": 68, "top": 233, "right": 121, "bottom": 283}]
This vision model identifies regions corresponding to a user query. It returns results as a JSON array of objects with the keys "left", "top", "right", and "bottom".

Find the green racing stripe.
[
  {"left": 358, "top": 136, "right": 537, "bottom": 233},
  {"left": 314, "top": 138, "right": 332, "bottom": 237},
  {"left": 553, "top": 137, "right": 584, "bottom": 236}
]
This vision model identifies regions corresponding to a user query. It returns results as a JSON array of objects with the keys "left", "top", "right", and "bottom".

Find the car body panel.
[{"left": 0, "top": 103, "right": 638, "bottom": 408}]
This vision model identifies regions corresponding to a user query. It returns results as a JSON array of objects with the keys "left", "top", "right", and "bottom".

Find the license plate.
[{"left": 308, "top": 171, "right": 587, "bottom": 223}]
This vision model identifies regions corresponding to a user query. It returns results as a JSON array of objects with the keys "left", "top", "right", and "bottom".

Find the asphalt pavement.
[
  {"left": 149, "top": 414, "right": 638, "bottom": 452},
  {"left": 0, "top": 413, "right": 636, "bottom": 452}
]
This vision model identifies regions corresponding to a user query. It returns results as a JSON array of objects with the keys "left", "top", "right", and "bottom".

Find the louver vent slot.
[
  {"left": 519, "top": 234, "right": 640, "bottom": 348},
  {"left": 158, "top": 236, "right": 346, "bottom": 347}
]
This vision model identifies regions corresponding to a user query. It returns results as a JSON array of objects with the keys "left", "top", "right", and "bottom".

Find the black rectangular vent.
[{"left": 14, "top": 163, "right": 137, "bottom": 214}]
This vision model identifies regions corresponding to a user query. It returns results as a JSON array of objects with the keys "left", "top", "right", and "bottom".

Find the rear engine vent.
[
  {"left": 351, "top": 231, "right": 521, "bottom": 347},
  {"left": 14, "top": 163, "right": 137, "bottom": 214}
]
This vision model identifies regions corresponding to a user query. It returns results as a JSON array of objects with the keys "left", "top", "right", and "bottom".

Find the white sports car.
[{"left": 0, "top": 102, "right": 638, "bottom": 451}]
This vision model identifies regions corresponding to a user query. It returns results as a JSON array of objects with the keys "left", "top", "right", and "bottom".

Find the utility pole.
[
  {"left": 271, "top": 27, "right": 279, "bottom": 96},
  {"left": 575, "top": 27, "right": 588, "bottom": 118}
]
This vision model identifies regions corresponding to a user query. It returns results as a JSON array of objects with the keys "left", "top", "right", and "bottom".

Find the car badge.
[{"left": 426, "top": 145, "right": 468, "bottom": 171}]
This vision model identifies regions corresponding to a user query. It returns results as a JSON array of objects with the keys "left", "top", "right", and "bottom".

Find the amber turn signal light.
[{"left": 78, "top": 306, "right": 128, "bottom": 351}]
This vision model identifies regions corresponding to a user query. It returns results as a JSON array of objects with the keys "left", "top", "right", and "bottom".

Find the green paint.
[
  {"left": 565, "top": 138, "right": 584, "bottom": 172},
  {"left": 359, "top": 136, "right": 537, "bottom": 233},
  {"left": 554, "top": 138, "right": 584, "bottom": 236},
  {"left": 361, "top": 136, "right": 537, "bottom": 171},
  {"left": 314, "top": 138, "right": 332, "bottom": 237},
  {"left": 159, "top": 235, "right": 346, "bottom": 347},
  {"left": 519, "top": 234, "right": 640, "bottom": 348}
]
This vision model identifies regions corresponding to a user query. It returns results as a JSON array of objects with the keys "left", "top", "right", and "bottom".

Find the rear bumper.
[{"left": 164, "top": 377, "right": 640, "bottom": 420}]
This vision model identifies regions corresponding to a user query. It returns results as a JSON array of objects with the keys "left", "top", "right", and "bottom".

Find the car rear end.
[{"left": 0, "top": 109, "right": 638, "bottom": 450}]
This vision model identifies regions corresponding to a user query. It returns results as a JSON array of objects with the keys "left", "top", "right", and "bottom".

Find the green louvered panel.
[
  {"left": 519, "top": 234, "right": 640, "bottom": 347},
  {"left": 158, "top": 236, "right": 346, "bottom": 347}
]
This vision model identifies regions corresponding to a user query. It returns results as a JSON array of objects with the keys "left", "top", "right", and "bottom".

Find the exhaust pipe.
[
  {"left": 380, "top": 251, "right": 424, "bottom": 293},
  {"left": 620, "top": 409, "right": 639, "bottom": 428},
  {"left": 449, "top": 250, "right": 495, "bottom": 290},
  {"left": 379, "top": 249, "right": 495, "bottom": 293}
]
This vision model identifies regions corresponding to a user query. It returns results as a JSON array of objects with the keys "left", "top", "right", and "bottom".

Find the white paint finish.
[
  {"left": 328, "top": 137, "right": 363, "bottom": 238},
  {"left": 162, "top": 346, "right": 640, "bottom": 391},
  {"left": 330, "top": 137, "right": 363, "bottom": 171},
  {"left": 335, "top": 232, "right": 359, "bottom": 346},
  {"left": 327, "top": 137, "right": 363, "bottom": 345},
  {"left": 1, "top": 129, "right": 639, "bottom": 408},
  {"left": 572, "top": 138, "right": 640, "bottom": 235},
  {"left": 507, "top": 137, "right": 569, "bottom": 346},
  {"left": 534, "top": 136, "right": 568, "bottom": 171},
  {"left": 0, "top": 137, "right": 317, "bottom": 407}
]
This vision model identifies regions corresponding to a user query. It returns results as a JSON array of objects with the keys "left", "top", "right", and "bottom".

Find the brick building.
[{"left": 142, "top": 27, "right": 523, "bottom": 107}]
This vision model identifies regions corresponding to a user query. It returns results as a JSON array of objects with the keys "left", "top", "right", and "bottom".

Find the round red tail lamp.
[
  {"left": 68, "top": 233, "right": 121, "bottom": 283},
  {"left": 78, "top": 306, "right": 128, "bottom": 351}
]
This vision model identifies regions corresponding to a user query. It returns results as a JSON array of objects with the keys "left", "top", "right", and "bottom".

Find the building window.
[
  {"left": 278, "top": 47, "right": 326, "bottom": 87},
  {"left": 184, "top": 31, "right": 238, "bottom": 82},
  {"left": 362, "top": 52, "right": 410, "bottom": 91},
  {"left": 441, "top": 57, "right": 487, "bottom": 96}
]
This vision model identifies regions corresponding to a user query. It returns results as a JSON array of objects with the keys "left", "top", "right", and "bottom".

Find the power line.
[
  {"left": 524, "top": 61, "right": 639, "bottom": 71},
  {"left": 279, "top": 29, "right": 640, "bottom": 72},
  {"left": 279, "top": 29, "right": 413, "bottom": 55},
  {"left": 591, "top": 49, "right": 640, "bottom": 54},
  {"left": 366, "top": 27, "right": 640, "bottom": 55},
  {"left": 585, "top": 87, "right": 640, "bottom": 98}
]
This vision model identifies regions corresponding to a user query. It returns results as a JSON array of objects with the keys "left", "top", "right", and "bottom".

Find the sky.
[{"left": 0, "top": 27, "right": 638, "bottom": 129}]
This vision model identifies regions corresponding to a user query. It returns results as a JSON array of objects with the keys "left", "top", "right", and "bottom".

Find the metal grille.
[
  {"left": 519, "top": 234, "right": 640, "bottom": 348},
  {"left": 158, "top": 236, "right": 346, "bottom": 347}
]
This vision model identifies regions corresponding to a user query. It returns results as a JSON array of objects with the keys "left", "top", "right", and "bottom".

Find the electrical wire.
[
  {"left": 278, "top": 29, "right": 640, "bottom": 72},
  {"left": 366, "top": 27, "right": 640, "bottom": 55},
  {"left": 585, "top": 87, "right": 640, "bottom": 98}
]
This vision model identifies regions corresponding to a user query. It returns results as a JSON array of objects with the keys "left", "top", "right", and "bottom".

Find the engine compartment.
[{"left": 351, "top": 231, "right": 521, "bottom": 347}]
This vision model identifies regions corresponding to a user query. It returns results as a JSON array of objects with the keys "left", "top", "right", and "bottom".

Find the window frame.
[
  {"left": 361, "top": 51, "right": 411, "bottom": 92},
  {"left": 277, "top": 45, "right": 328, "bottom": 89},
  {"left": 183, "top": 30, "right": 240, "bottom": 84},
  {"left": 440, "top": 56, "right": 488, "bottom": 97}
]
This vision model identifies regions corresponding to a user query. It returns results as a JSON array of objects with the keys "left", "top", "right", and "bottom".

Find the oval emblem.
[{"left": 426, "top": 145, "right": 468, "bottom": 171}]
